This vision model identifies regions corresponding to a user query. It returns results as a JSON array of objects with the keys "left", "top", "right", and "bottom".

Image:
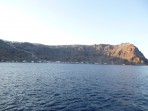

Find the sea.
[{"left": 0, "top": 63, "right": 148, "bottom": 111}]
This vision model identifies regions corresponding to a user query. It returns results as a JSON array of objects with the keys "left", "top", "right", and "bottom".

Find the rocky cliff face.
[
  {"left": 92, "top": 43, "right": 147, "bottom": 64},
  {"left": 0, "top": 39, "right": 147, "bottom": 65}
]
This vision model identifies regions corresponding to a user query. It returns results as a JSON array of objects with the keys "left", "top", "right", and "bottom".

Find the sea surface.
[{"left": 0, "top": 63, "right": 148, "bottom": 111}]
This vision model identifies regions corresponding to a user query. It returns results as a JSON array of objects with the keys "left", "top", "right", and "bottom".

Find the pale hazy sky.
[{"left": 0, "top": 0, "right": 148, "bottom": 58}]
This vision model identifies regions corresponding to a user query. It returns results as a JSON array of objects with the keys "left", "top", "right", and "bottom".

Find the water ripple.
[{"left": 0, "top": 63, "right": 148, "bottom": 111}]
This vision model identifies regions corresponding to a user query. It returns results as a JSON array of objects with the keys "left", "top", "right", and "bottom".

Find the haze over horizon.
[{"left": 0, "top": 0, "right": 148, "bottom": 58}]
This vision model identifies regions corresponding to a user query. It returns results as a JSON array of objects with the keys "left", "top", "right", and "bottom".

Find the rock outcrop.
[
  {"left": 92, "top": 43, "right": 147, "bottom": 64},
  {"left": 0, "top": 39, "right": 147, "bottom": 65}
]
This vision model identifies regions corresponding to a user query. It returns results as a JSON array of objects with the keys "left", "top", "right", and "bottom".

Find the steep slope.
[
  {"left": 109, "top": 43, "right": 146, "bottom": 64},
  {"left": 92, "top": 43, "right": 147, "bottom": 64},
  {"left": 0, "top": 39, "right": 147, "bottom": 65},
  {"left": 0, "top": 40, "right": 35, "bottom": 62}
]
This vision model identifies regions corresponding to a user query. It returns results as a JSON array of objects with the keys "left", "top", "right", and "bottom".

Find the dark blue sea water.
[{"left": 0, "top": 63, "right": 148, "bottom": 111}]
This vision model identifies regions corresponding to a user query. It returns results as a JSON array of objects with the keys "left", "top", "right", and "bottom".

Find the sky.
[{"left": 0, "top": 0, "right": 148, "bottom": 58}]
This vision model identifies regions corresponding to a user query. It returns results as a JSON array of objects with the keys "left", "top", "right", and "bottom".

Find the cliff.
[{"left": 0, "top": 39, "right": 147, "bottom": 65}]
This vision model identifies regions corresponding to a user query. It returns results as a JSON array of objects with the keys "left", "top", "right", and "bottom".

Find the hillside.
[{"left": 0, "top": 39, "right": 147, "bottom": 65}]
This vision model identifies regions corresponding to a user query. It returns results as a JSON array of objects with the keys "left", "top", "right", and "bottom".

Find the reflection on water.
[{"left": 0, "top": 63, "right": 148, "bottom": 111}]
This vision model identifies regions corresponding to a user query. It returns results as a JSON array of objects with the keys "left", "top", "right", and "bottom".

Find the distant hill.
[{"left": 0, "top": 39, "right": 147, "bottom": 65}]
